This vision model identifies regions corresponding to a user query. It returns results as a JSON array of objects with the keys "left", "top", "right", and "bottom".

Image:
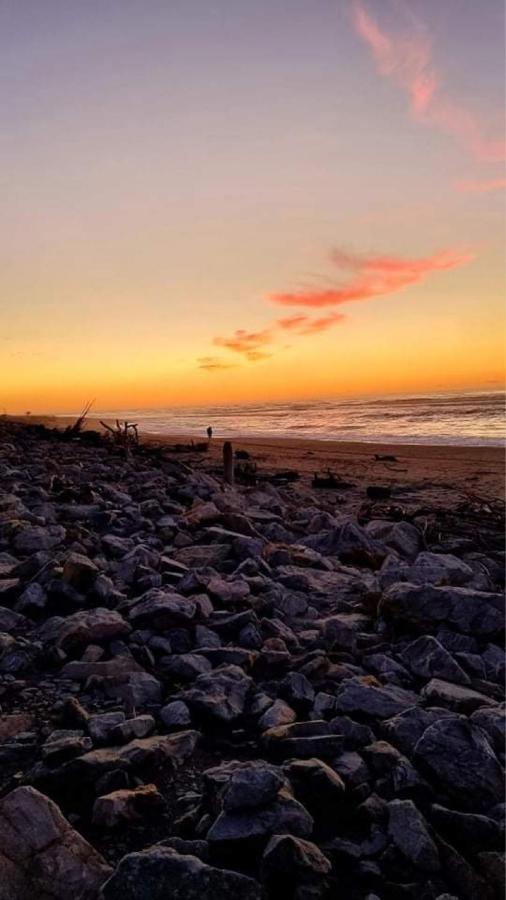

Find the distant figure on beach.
[{"left": 207, "top": 426, "right": 213, "bottom": 441}]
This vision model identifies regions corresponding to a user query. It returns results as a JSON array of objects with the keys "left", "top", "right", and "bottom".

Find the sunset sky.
[{"left": 1, "top": 0, "right": 504, "bottom": 413}]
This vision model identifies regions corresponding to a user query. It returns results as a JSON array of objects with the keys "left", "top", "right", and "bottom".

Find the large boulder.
[
  {"left": 53, "top": 609, "right": 130, "bottom": 651},
  {"left": 101, "top": 846, "right": 261, "bottom": 900},
  {"left": 0, "top": 786, "right": 111, "bottom": 899},
  {"left": 414, "top": 717, "right": 504, "bottom": 810},
  {"left": 334, "top": 677, "right": 419, "bottom": 719},
  {"left": 379, "top": 583, "right": 504, "bottom": 636}
]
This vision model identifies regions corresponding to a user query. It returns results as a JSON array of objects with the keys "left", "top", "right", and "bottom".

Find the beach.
[{"left": 0, "top": 415, "right": 504, "bottom": 898}]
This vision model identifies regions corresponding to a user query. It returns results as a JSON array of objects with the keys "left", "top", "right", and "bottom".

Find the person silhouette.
[{"left": 206, "top": 426, "right": 213, "bottom": 441}]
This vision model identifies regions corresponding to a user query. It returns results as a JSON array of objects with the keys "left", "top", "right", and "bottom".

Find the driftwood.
[
  {"left": 65, "top": 400, "right": 94, "bottom": 436},
  {"left": 100, "top": 419, "right": 139, "bottom": 447}
]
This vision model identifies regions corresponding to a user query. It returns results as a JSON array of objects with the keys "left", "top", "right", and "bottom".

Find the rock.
[
  {"left": 421, "top": 678, "right": 498, "bottom": 714},
  {"left": 222, "top": 764, "right": 285, "bottom": 811},
  {"left": 470, "top": 707, "right": 505, "bottom": 754},
  {"left": 399, "top": 636, "right": 470, "bottom": 685},
  {"left": 381, "top": 552, "right": 474, "bottom": 588},
  {"left": 207, "top": 790, "right": 313, "bottom": 843},
  {"left": 387, "top": 799, "right": 440, "bottom": 871},
  {"left": 319, "top": 613, "right": 370, "bottom": 652},
  {"left": 263, "top": 720, "right": 344, "bottom": 760},
  {"left": 414, "top": 717, "right": 504, "bottom": 810},
  {"left": 261, "top": 834, "right": 331, "bottom": 882},
  {"left": 181, "top": 665, "right": 253, "bottom": 723},
  {"left": 283, "top": 757, "right": 345, "bottom": 816},
  {"left": 379, "top": 583, "right": 503, "bottom": 636},
  {"left": 431, "top": 804, "right": 502, "bottom": 851},
  {"left": 110, "top": 714, "right": 155, "bottom": 743},
  {"left": 54, "top": 608, "right": 130, "bottom": 650},
  {"left": 13, "top": 525, "right": 66, "bottom": 554},
  {"left": 128, "top": 590, "right": 196, "bottom": 627},
  {"left": 160, "top": 700, "right": 192, "bottom": 729},
  {"left": 381, "top": 705, "right": 456, "bottom": 755},
  {"left": 101, "top": 846, "right": 262, "bottom": 900},
  {"left": 117, "top": 730, "right": 200, "bottom": 769},
  {"left": 259, "top": 698, "right": 296, "bottom": 730},
  {"left": 88, "top": 711, "right": 126, "bottom": 745},
  {"left": 334, "top": 677, "right": 419, "bottom": 718},
  {"left": 16, "top": 582, "right": 46, "bottom": 612},
  {"left": 0, "top": 785, "right": 111, "bottom": 899},
  {"left": 62, "top": 552, "right": 99, "bottom": 591},
  {"left": 92, "top": 784, "right": 164, "bottom": 827},
  {"left": 365, "top": 520, "right": 422, "bottom": 559}
]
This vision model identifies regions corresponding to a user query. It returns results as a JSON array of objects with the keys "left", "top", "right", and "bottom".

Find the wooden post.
[{"left": 223, "top": 441, "right": 234, "bottom": 485}]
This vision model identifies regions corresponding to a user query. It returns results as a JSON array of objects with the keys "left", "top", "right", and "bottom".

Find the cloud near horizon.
[
  {"left": 204, "top": 244, "right": 474, "bottom": 368},
  {"left": 352, "top": 0, "right": 505, "bottom": 163},
  {"left": 197, "top": 355, "right": 239, "bottom": 371}
]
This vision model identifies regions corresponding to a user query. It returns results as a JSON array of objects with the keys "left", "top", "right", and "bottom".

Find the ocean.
[{"left": 90, "top": 390, "right": 505, "bottom": 447}]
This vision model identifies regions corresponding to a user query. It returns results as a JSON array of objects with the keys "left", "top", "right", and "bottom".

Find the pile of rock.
[{"left": 0, "top": 420, "right": 503, "bottom": 899}]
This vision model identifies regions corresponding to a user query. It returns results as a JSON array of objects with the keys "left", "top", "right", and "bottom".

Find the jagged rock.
[
  {"left": 0, "top": 786, "right": 111, "bottom": 899},
  {"left": 259, "top": 698, "right": 296, "bottom": 730},
  {"left": 470, "top": 707, "right": 505, "bottom": 754},
  {"left": 421, "top": 678, "right": 498, "bottom": 714},
  {"left": 334, "top": 677, "right": 419, "bottom": 718},
  {"left": 365, "top": 520, "right": 422, "bottom": 559},
  {"left": 160, "top": 700, "right": 192, "bottom": 729},
  {"left": 207, "top": 790, "right": 313, "bottom": 843},
  {"left": 222, "top": 764, "right": 285, "bottom": 811},
  {"left": 414, "top": 717, "right": 504, "bottom": 810},
  {"left": 381, "top": 706, "right": 456, "bottom": 755},
  {"left": 261, "top": 834, "right": 331, "bottom": 881},
  {"left": 92, "top": 784, "right": 164, "bottom": 827},
  {"left": 53, "top": 608, "right": 130, "bottom": 650},
  {"left": 101, "top": 846, "right": 262, "bottom": 899},
  {"left": 263, "top": 720, "right": 343, "bottom": 759},
  {"left": 88, "top": 711, "right": 126, "bottom": 745},
  {"left": 283, "top": 757, "right": 346, "bottom": 816},
  {"left": 380, "top": 551, "right": 474, "bottom": 588},
  {"left": 13, "top": 525, "right": 66, "bottom": 554},
  {"left": 181, "top": 665, "right": 253, "bottom": 723},
  {"left": 128, "top": 590, "right": 196, "bottom": 627},
  {"left": 62, "top": 552, "right": 99, "bottom": 591},
  {"left": 431, "top": 803, "right": 502, "bottom": 851},
  {"left": 379, "top": 583, "right": 504, "bottom": 636},
  {"left": 399, "top": 636, "right": 470, "bottom": 685},
  {"left": 387, "top": 799, "right": 440, "bottom": 871}
]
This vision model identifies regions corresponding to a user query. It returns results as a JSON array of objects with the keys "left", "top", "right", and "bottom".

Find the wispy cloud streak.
[
  {"left": 271, "top": 246, "right": 474, "bottom": 308},
  {"left": 455, "top": 177, "right": 506, "bottom": 194},
  {"left": 352, "top": 0, "right": 505, "bottom": 162}
]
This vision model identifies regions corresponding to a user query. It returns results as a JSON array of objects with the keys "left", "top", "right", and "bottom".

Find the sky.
[{"left": 1, "top": 0, "right": 504, "bottom": 413}]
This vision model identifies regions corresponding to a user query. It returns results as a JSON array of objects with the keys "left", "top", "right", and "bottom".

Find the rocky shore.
[{"left": 0, "top": 419, "right": 504, "bottom": 899}]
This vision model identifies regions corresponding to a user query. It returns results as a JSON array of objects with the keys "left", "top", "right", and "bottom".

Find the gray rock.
[
  {"left": 101, "top": 846, "right": 261, "bottom": 900},
  {"left": 0, "top": 785, "right": 111, "bottom": 899},
  {"left": 380, "top": 583, "right": 503, "bottom": 636},
  {"left": 160, "top": 700, "right": 191, "bottom": 729},
  {"left": 365, "top": 520, "right": 422, "bottom": 559},
  {"left": 222, "top": 764, "right": 285, "bottom": 811},
  {"left": 62, "top": 552, "right": 99, "bottom": 591},
  {"left": 54, "top": 608, "right": 130, "bottom": 650},
  {"left": 388, "top": 799, "right": 440, "bottom": 871},
  {"left": 421, "top": 678, "right": 498, "bottom": 714},
  {"left": 128, "top": 590, "right": 196, "bottom": 627},
  {"left": 335, "top": 677, "right": 419, "bottom": 718},
  {"left": 92, "top": 784, "right": 163, "bottom": 827},
  {"left": 399, "top": 636, "right": 470, "bottom": 685},
  {"left": 471, "top": 707, "right": 505, "bottom": 754},
  {"left": 414, "top": 717, "right": 504, "bottom": 810},
  {"left": 181, "top": 665, "right": 253, "bottom": 723},
  {"left": 207, "top": 791, "right": 313, "bottom": 843},
  {"left": 259, "top": 698, "right": 296, "bottom": 730},
  {"left": 261, "top": 834, "right": 331, "bottom": 881}
]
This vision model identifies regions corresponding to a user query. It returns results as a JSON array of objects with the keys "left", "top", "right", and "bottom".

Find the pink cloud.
[
  {"left": 455, "top": 177, "right": 506, "bottom": 194},
  {"left": 271, "top": 246, "right": 474, "bottom": 308},
  {"left": 352, "top": 1, "right": 505, "bottom": 163}
]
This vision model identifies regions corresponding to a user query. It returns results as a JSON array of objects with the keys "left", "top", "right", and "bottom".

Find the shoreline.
[{"left": 5, "top": 413, "right": 505, "bottom": 500}]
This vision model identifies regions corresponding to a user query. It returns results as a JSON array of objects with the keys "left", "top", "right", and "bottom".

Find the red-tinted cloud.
[
  {"left": 271, "top": 246, "right": 474, "bottom": 308},
  {"left": 352, "top": 0, "right": 505, "bottom": 163},
  {"left": 213, "top": 328, "right": 273, "bottom": 361},
  {"left": 455, "top": 177, "right": 506, "bottom": 194}
]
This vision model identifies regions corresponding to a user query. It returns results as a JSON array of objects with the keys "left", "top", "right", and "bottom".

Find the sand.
[{"left": 6, "top": 413, "right": 504, "bottom": 503}]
